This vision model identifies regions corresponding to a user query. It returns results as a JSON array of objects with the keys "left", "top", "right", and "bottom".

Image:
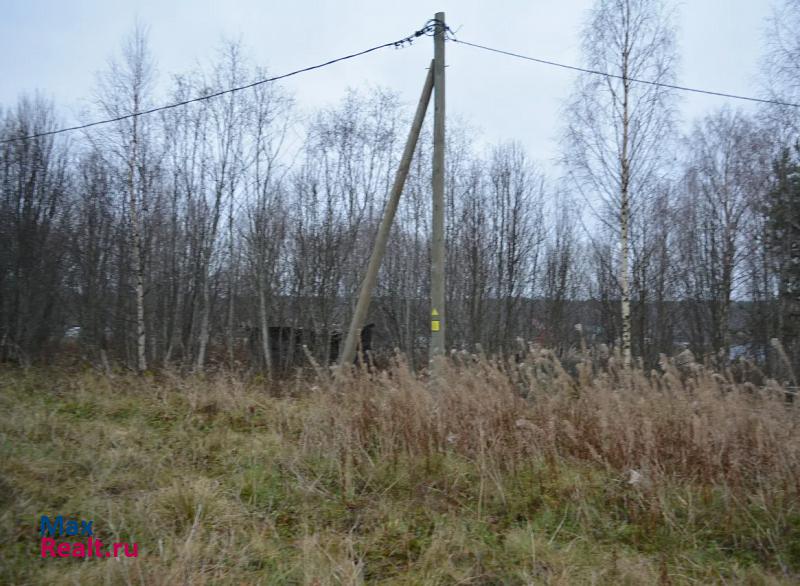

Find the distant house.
[{"left": 246, "top": 323, "right": 375, "bottom": 372}]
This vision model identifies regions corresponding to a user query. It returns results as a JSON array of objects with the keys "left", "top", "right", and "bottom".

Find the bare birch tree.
[
  {"left": 245, "top": 73, "right": 292, "bottom": 376},
  {"left": 563, "top": 0, "right": 676, "bottom": 367},
  {"left": 95, "top": 26, "right": 157, "bottom": 373},
  {"left": 678, "top": 110, "right": 771, "bottom": 360}
]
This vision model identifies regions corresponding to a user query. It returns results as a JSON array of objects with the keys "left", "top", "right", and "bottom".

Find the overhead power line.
[
  {"left": 5, "top": 20, "right": 793, "bottom": 146},
  {"left": 451, "top": 38, "right": 800, "bottom": 109},
  {"left": 0, "top": 20, "right": 444, "bottom": 145}
]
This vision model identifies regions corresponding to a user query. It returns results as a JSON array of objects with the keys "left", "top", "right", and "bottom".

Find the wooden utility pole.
[
  {"left": 338, "top": 62, "right": 435, "bottom": 369},
  {"left": 430, "top": 12, "right": 446, "bottom": 362}
]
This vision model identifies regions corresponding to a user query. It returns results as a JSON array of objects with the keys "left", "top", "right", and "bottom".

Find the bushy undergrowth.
[{"left": 1, "top": 351, "right": 799, "bottom": 584}]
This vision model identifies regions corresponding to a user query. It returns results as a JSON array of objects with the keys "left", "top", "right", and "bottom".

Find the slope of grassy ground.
[{"left": 1, "top": 354, "right": 799, "bottom": 584}]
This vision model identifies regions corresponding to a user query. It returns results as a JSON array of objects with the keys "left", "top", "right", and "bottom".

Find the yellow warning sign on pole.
[{"left": 431, "top": 308, "right": 440, "bottom": 331}]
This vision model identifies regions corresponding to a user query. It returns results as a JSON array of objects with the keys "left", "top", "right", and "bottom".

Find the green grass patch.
[{"left": 0, "top": 367, "right": 797, "bottom": 584}]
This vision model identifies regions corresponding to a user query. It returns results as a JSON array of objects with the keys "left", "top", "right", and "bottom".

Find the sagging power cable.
[
  {"left": 450, "top": 37, "right": 800, "bottom": 109},
  {"left": 1, "top": 20, "right": 447, "bottom": 144}
]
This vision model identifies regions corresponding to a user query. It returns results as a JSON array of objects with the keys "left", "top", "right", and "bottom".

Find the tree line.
[{"left": 1, "top": 0, "right": 798, "bottom": 381}]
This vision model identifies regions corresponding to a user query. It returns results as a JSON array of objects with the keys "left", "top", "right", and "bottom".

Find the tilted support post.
[{"left": 338, "top": 61, "right": 435, "bottom": 370}]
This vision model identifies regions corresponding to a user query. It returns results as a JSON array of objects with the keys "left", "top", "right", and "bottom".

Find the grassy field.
[{"left": 1, "top": 352, "right": 799, "bottom": 584}]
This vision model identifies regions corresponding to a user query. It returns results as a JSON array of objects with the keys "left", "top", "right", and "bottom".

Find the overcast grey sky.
[{"left": 0, "top": 0, "right": 774, "bottom": 170}]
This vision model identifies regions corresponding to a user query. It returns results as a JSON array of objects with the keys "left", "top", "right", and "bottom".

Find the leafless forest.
[{"left": 1, "top": 0, "right": 798, "bottom": 382}]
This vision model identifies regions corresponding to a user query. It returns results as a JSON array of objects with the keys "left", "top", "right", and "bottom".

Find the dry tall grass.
[
  {"left": 319, "top": 350, "right": 800, "bottom": 489},
  {"left": 1, "top": 349, "right": 798, "bottom": 584}
]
